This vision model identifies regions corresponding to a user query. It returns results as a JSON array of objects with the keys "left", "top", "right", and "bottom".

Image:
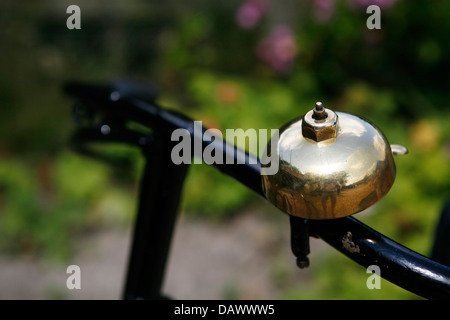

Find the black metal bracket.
[
  {"left": 431, "top": 201, "right": 450, "bottom": 268},
  {"left": 290, "top": 216, "right": 311, "bottom": 269}
]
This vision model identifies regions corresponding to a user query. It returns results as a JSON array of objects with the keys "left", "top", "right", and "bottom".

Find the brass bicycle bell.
[{"left": 262, "top": 102, "right": 407, "bottom": 220}]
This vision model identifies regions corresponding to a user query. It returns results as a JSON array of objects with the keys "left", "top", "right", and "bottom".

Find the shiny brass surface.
[{"left": 262, "top": 106, "right": 406, "bottom": 220}]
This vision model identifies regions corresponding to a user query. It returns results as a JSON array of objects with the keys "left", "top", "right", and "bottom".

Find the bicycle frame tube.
[
  {"left": 122, "top": 132, "right": 190, "bottom": 300},
  {"left": 66, "top": 82, "right": 450, "bottom": 299}
]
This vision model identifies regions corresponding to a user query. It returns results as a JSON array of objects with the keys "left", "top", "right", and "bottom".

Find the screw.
[
  {"left": 296, "top": 257, "right": 310, "bottom": 269},
  {"left": 313, "top": 102, "right": 327, "bottom": 121}
]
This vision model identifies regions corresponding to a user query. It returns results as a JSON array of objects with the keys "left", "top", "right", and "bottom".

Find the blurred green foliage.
[{"left": 0, "top": 0, "right": 450, "bottom": 298}]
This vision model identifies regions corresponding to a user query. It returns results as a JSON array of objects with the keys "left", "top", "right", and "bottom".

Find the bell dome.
[{"left": 262, "top": 103, "right": 406, "bottom": 219}]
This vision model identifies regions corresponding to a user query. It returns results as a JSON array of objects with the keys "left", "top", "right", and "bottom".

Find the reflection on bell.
[{"left": 262, "top": 102, "right": 407, "bottom": 220}]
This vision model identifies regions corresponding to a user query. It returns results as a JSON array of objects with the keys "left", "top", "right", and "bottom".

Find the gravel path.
[{"left": 0, "top": 211, "right": 327, "bottom": 300}]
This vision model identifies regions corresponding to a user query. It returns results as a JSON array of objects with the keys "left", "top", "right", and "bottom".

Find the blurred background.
[{"left": 0, "top": 0, "right": 450, "bottom": 299}]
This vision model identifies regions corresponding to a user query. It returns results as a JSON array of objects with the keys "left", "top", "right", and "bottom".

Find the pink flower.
[
  {"left": 313, "top": 0, "right": 336, "bottom": 23},
  {"left": 256, "top": 25, "right": 298, "bottom": 73},
  {"left": 236, "top": 0, "right": 269, "bottom": 29}
]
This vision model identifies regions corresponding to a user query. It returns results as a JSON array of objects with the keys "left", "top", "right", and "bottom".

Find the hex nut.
[{"left": 302, "top": 108, "right": 338, "bottom": 142}]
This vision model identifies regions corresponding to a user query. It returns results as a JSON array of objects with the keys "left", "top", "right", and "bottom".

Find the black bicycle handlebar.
[{"left": 65, "top": 80, "right": 450, "bottom": 299}]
